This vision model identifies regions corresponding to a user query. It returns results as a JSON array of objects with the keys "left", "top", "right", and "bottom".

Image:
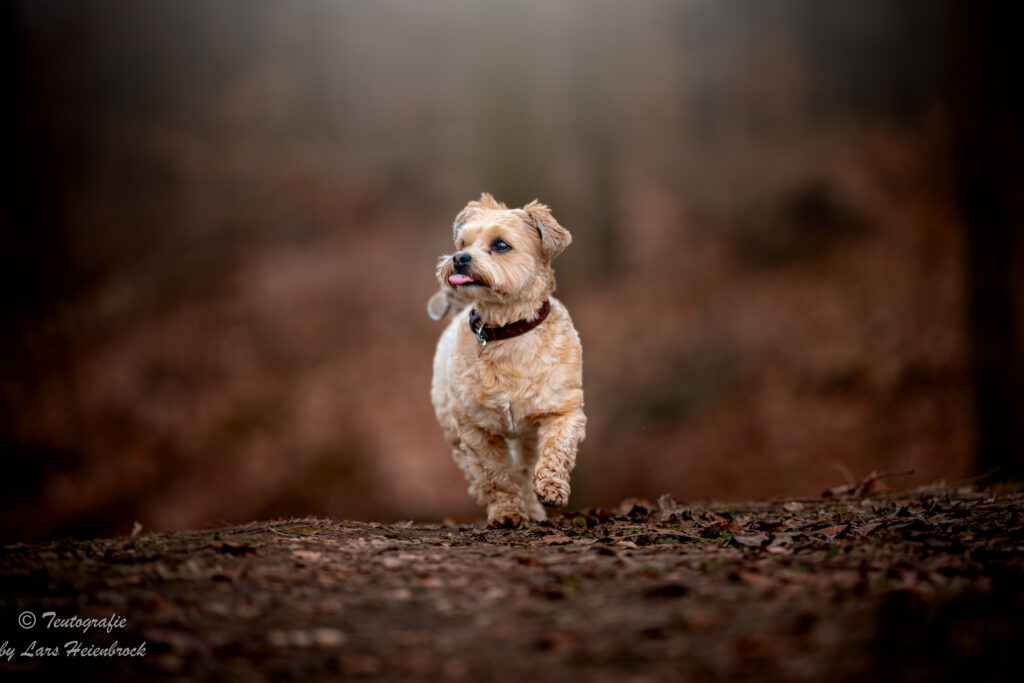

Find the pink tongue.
[{"left": 448, "top": 274, "right": 474, "bottom": 285}]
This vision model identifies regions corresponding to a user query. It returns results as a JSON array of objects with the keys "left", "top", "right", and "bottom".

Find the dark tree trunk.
[{"left": 953, "top": 1, "right": 1024, "bottom": 479}]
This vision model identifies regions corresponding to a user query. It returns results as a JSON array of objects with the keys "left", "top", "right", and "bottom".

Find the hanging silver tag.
[{"left": 474, "top": 323, "right": 487, "bottom": 357}]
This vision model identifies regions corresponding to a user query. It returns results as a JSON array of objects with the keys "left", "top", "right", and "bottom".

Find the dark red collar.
[{"left": 469, "top": 300, "right": 551, "bottom": 348}]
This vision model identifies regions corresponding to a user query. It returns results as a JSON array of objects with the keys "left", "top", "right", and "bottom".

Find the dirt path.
[{"left": 2, "top": 486, "right": 1022, "bottom": 682}]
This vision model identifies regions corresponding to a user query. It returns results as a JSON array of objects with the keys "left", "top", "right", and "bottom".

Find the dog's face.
[{"left": 436, "top": 194, "right": 571, "bottom": 305}]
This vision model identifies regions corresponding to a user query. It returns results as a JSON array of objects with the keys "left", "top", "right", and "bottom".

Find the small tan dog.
[{"left": 428, "top": 194, "right": 586, "bottom": 528}]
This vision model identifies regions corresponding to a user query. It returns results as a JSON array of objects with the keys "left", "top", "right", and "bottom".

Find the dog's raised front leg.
[
  {"left": 460, "top": 426, "right": 531, "bottom": 528},
  {"left": 534, "top": 410, "right": 586, "bottom": 508}
]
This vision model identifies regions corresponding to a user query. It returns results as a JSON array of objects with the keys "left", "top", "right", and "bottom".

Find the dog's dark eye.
[{"left": 491, "top": 240, "right": 511, "bottom": 253}]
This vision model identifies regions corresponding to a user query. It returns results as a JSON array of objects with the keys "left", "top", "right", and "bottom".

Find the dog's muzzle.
[{"left": 450, "top": 252, "right": 481, "bottom": 286}]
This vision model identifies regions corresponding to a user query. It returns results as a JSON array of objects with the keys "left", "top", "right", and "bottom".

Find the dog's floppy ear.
[
  {"left": 522, "top": 200, "right": 572, "bottom": 259},
  {"left": 452, "top": 206, "right": 474, "bottom": 242}
]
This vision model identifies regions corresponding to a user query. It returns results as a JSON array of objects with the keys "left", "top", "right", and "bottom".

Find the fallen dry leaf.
[
  {"left": 539, "top": 535, "right": 573, "bottom": 546},
  {"left": 656, "top": 494, "right": 686, "bottom": 522},
  {"left": 699, "top": 508, "right": 729, "bottom": 524},
  {"left": 292, "top": 549, "right": 324, "bottom": 562},
  {"left": 417, "top": 575, "right": 444, "bottom": 587},
  {"left": 816, "top": 524, "right": 848, "bottom": 539},
  {"left": 268, "top": 628, "right": 346, "bottom": 648},
  {"left": 850, "top": 521, "right": 882, "bottom": 536},
  {"left": 733, "top": 533, "right": 770, "bottom": 548},
  {"left": 702, "top": 522, "right": 743, "bottom": 538},
  {"left": 682, "top": 608, "right": 723, "bottom": 629},
  {"left": 380, "top": 556, "right": 403, "bottom": 569},
  {"left": 616, "top": 498, "right": 653, "bottom": 518},
  {"left": 212, "top": 566, "right": 244, "bottom": 582},
  {"left": 736, "top": 571, "right": 781, "bottom": 588},
  {"left": 854, "top": 470, "right": 900, "bottom": 496},
  {"left": 212, "top": 541, "right": 257, "bottom": 556}
]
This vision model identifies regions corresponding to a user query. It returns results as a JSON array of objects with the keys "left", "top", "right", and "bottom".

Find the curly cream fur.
[{"left": 430, "top": 194, "right": 586, "bottom": 528}]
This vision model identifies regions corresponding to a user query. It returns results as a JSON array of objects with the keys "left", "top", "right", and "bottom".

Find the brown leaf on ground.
[
  {"left": 268, "top": 627, "right": 347, "bottom": 648},
  {"left": 858, "top": 471, "right": 893, "bottom": 496},
  {"left": 850, "top": 521, "right": 883, "bottom": 537},
  {"left": 538, "top": 535, "right": 573, "bottom": 546},
  {"left": 682, "top": 608, "right": 723, "bottom": 629},
  {"left": 734, "top": 533, "right": 770, "bottom": 548},
  {"left": 816, "top": 524, "right": 849, "bottom": 540},
  {"left": 656, "top": 493, "right": 687, "bottom": 522},
  {"left": 212, "top": 566, "right": 244, "bottom": 582},
  {"left": 211, "top": 540, "right": 258, "bottom": 556},
  {"left": 615, "top": 498, "right": 654, "bottom": 518},
  {"left": 578, "top": 508, "right": 616, "bottom": 523},
  {"left": 2, "top": 489, "right": 1021, "bottom": 683},
  {"left": 736, "top": 570, "right": 781, "bottom": 588},
  {"left": 699, "top": 508, "right": 730, "bottom": 524},
  {"left": 292, "top": 549, "right": 325, "bottom": 562},
  {"left": 702, "top": 522, "right": 743, "bottom": 538}
]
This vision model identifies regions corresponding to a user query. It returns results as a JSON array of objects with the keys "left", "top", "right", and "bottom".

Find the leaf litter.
[{"left": 1, "top": 485, "right": 1022, "bottom": 681}]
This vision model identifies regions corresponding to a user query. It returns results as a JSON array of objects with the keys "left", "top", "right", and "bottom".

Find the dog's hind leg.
[
  {"left": 534, "top": 409, "right": 587, "bottom": 509},
  {"left": 459, "top": 426, "right": 530, "bottom": 528},
  {"left": 451, "top": 446, "right": 487, "bottom": 506},
  {"left": 508, "top": 434, "right": 546, "bottom": 521}
]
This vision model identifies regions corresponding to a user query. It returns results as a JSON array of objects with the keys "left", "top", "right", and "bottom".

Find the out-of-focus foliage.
[{"left": 2, "top": 1, "right": 1004, "bottom": 541}]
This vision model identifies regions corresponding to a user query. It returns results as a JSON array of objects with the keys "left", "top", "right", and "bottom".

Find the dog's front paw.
[
  {"left": 534, "top": 472, "right": 570, "bottom": 508},
  {"left": 486, "top": 503, "right": 529, "bottom": 529}
]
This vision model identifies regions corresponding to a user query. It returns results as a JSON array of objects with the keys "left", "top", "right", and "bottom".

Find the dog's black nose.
[{"left": 454, "top": 252, "right": 472, "bottom": 266}]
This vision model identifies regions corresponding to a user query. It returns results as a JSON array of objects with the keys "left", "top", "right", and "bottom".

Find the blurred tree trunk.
[
  {"left": 568, "top": 11, "right": 619, "bottom": 280},
  {"left": 953, "top": 1, "right": 1024, "bottom": 479}
]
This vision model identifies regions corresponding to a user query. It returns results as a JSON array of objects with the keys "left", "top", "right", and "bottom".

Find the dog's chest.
[
  {"left": 474, "top": 394, "right": 521, "bottom": 436},
  {"left": 464, "top": 362, "right": 543, "bottom": 436},
  {"left": 453, "top": 340, "right": 561, "bottom": 435}
]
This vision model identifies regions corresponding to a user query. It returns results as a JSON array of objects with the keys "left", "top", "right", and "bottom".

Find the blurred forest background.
[{"left": 2, "top": 1, "right": 1021, "bottom": 542}]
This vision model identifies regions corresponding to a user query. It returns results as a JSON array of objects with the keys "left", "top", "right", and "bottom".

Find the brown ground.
[{"left": 2, "top": 484, "right": 1022, "bottom": 682}]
